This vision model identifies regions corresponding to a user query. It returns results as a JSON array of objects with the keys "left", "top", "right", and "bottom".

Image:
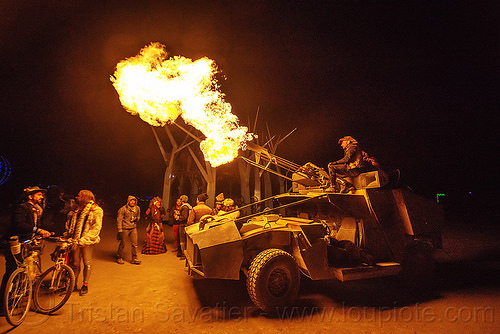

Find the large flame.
[{"left": 111, "top": 42, "right": 253, "bottom": 167}]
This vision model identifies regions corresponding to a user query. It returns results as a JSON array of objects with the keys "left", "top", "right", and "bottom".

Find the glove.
[{"left": 117, "top": 231, "right": 124, "bottom": 241}]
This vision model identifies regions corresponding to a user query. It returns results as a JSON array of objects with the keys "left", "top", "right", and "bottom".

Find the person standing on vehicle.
[
  {"left": 0, "top": 186, "right": 52, "bottom": 305},
  {"left": 116, "top": 195, "right": 141, "bottom": 265},
  {"left": 187, "top": 193, "right": 213, "bottom": 226},
  {"left": 176, "top": 195, "right": 191, "bottom": 258},
  {"left": 65, "top": 190, "right": 103, "bottom": 296}
]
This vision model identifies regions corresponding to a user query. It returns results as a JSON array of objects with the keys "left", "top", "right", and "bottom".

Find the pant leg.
[
  {"left": 178, "top": 224, "right": 186, "bottom": 256},
  {"left": 0, "top": 251, "right": 17, "bottom": 300},
  {"left": 129, "top": 228, "right": 138, "bottom": 259},
  {"left": 71, "top": 248, "right": 82, "bottom": 283},
  {"left": 173, "top": 224, "right": 179, "bottom": 249},
  {"left": 81, "top": 245, "right": 93, "bottom": 284},
  {"left": 328, "top": 163, "right": 349, "bottom": 179},
  {"left": 117, "top": 233, "right": 125, "bottom": 259}
]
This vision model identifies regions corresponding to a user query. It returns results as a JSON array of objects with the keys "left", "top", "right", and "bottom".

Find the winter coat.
[
  {"left": 187, "top": 203, "right": 213, "bottom": 225},
  {"left": 66, "top": 201, "right": 103, "bottom": 246}
]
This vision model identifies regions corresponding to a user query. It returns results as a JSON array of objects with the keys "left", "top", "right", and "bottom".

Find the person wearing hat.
[
  {"left": 327, "top": 136, "right": 365, "bottom": 193},
  {"left": 10, "top": 186, "right": 52, "bottom": 241},
  {"left": 216, "top": 198, "right": 240, "bottom": 220},
  {"left": 1, "top": 186, "right": 52, "bottom": 304},
  {"left": 213, "top": 193, "right": 225, "bottom": 215}
]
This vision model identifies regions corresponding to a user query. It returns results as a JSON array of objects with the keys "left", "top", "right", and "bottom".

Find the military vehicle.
[{"left": 181, "top": 144, "right": 443, "bottom": 312}]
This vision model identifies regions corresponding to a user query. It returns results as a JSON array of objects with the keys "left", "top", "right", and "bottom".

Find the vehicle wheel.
[
  {"left": 399, "top": 242, "right": 435, "bottom": 292},
  {"left": 33, "top": 264, "right": 75, "bottom": 314},
  {"left": 246, "top": 248, "right": 300, "bottom": 313},
  {"left": 3, "top": 268, "right": 32, "bottom": 326}
]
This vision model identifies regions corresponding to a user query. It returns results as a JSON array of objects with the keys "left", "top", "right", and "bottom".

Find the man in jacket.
[
  {"left": 1, "top": 186, "right": 52, "bottom": 304},
  {"left": 187, "top": 193, "right": 213, "bottom": 225},
  {"left": 116, "top": 195, "right": 141, "bottom": 265}
]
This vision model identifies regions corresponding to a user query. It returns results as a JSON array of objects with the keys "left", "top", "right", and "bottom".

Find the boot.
[
  {"left": 335, "top": 178, "right": 345, "bottom": 193},
  {"left": 337, "top": 178, "right": 355, "bottom": 193},
  {"left": 342, "top": 181, "right": 356, "bottom": 193}
]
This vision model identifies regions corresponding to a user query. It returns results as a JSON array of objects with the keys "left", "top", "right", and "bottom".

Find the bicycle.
[
  {"left": 3, "top": 234, "right": 43, "bottom": 326},
  {"left": 3, "top": 235, "right": 76, "bottom": 326},
  {"left": 31, "top": 236, "right": 75, "bottom": 314}
]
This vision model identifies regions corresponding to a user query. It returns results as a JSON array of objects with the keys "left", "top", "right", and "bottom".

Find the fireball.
[{"left": 111, "top": 42, "right": 253, "bottom": 167}]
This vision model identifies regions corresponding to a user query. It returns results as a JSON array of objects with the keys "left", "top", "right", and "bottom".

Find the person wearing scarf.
[
  {"left": 65, "top": 190, "right": 103, "bottom": 296},
  {"left": 1, "top": 186, "right": 51, "bottom": 307}
]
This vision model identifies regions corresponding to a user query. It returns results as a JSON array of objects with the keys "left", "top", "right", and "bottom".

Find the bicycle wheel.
[
  {"left": 3, "top": 267, "right": 32, "bottom": 326},
  {"left": 32, "top": 264, "right": 75, "bottom": 314}
]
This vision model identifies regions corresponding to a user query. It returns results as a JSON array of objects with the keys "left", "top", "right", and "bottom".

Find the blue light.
[{"left": 0, "top": 156, "right": 12, "bottom": 185}]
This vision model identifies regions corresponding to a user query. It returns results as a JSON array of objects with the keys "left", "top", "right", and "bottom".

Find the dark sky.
[{"left": 0, "top": 1, "right": 498, "bottom": 207}]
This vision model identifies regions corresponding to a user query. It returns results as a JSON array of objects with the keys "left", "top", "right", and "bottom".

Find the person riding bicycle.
[{"left": 0, "top": 186, "right": 52, "bottom": 309}]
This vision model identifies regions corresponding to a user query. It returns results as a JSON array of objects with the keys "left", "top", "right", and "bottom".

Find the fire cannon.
[{"left": 181, "top": 143, "right": 443, "bottom": 313}]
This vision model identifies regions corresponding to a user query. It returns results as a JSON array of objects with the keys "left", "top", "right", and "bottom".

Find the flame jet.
[{"left": 111, "top": 42, "right": 253, "bottom": 167}]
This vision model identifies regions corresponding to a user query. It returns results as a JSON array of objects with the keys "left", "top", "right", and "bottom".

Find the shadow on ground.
[{"left": 189, "top": 222, "right": 500, "bottom": 317}]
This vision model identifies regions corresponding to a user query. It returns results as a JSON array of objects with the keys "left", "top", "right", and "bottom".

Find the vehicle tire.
[
  {"left": 246, "top": 248, "right": 300, "bottom": 313},
  {"left": 3, "top": 268, "right": 32, "bottom": 326},
  {"left": 33, "top": 264, "right": 75, "bottom": 314},
  {"left": 399, "top": 241, "right": 435, "bottom": 292}
]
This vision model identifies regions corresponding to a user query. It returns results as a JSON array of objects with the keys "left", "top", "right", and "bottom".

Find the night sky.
[{"left": 0, "top": 1, "right": 497, "bottom": 213}]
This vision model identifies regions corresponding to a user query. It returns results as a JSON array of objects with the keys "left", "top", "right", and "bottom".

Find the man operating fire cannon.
[{"left": 327, "top": 136, "right": 378, "bottom": 193}]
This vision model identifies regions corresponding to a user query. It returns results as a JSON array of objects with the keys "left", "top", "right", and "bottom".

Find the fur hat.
[
  {"left": 179, "top": 195, "right": 188, "bottom": 203},
  {"left": 215, "top": 193, "right": 225, "bottom": 205},
  {"left": 338, "top": 136, "right": 357, "bottom": 144},
  {"left": 223, "top": 198, "right": 234, "bottom": 207}
]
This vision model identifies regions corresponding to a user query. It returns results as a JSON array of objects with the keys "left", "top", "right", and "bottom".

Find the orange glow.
[{"left": 111, "top": 42, "right": 253, "bottom": 167}]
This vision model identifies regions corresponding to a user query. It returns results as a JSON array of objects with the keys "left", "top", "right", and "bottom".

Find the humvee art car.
[{"left": 181, "top": 145, "right": 443, "bottom": 312}]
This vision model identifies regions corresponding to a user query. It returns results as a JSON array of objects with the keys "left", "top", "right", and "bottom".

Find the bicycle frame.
[
  {"left": 11, "top": 237, "right": 43, "bottom": 282},
  {"left": 32, "top": 237, "right": 76, "bottom": 314},
  {"left": 49, "top": 239, "right": 73, "bottom": 288},
  {"left": 3, "top": 235, "right": 44, "bottom": 327}
]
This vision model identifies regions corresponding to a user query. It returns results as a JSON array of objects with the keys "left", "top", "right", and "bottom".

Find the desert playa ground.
[{"left": 0, "top": 214, "right": 499, "bottom": 334}]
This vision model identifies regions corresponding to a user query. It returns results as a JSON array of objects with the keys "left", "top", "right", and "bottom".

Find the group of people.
[
  {"left": 115, "top": 195, "right": 169, "bottom": 265},
  {"left": 169, "top": 192, "right": 240, "bottom": 258},
  {"left": 0, "top": 134, "right": 368, "bottom": 303},
  {"left": 1, "top": 186, "right": 242, "bottom": 303},
  {"left": 116, "top": 192, "right": 241, "bottom": 262},
  {"left": 1, "top": 187, "right": 103, "bottom": 298}
]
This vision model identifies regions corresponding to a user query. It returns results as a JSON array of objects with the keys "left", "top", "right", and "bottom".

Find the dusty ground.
[{"left": 1, "top": 215, "right": 499, "bottom": 333}]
